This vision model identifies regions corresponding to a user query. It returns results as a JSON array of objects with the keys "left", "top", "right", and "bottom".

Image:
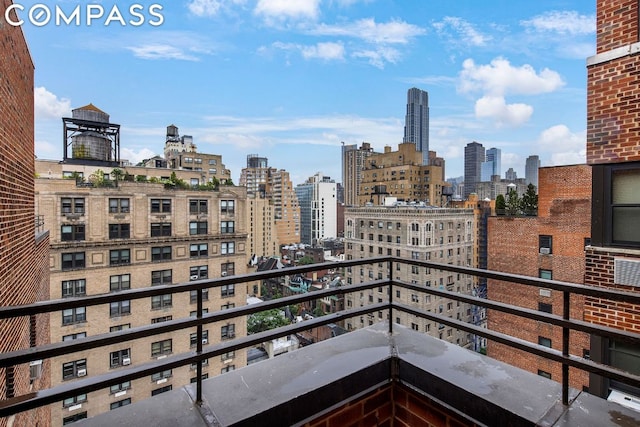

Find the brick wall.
[
  {"left": 587, "top": 1, "right": 640, "bottom": 164},
  {"left": 486, "top": 166, "right": 591, "bottom": 390},
  {"left": 584, "top": 248, "right": 640, "bottom": 332},
  {"left": 0, "top": 1, "right": 50, "bottom": 425},
  {"left": 303, "top": 383, "right": 477, "bottom": 427}
]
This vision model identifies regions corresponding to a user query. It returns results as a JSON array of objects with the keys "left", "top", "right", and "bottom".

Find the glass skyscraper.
[{"left": 403, "top": 87, "right": 429, "bottom": 165}]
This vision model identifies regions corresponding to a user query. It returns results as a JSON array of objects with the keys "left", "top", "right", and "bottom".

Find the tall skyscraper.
[
  {"left": 481, "top": 148, "right": 502, "bottom": 181},
  {"left": 464, "top": 141, "right": 485, "bottom": 199},
  {"left": 342, "top": 142, "right": 375, "bottom": 206},
  {"left": 403, "top": 88, "right": 429, "bottom": 165},
  {"left": 525, "top": 155, "right": 540, "bottom": 188}
]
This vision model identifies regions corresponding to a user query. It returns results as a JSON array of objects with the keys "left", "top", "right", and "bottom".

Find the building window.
[
  {"left": 110, "top": 249, "right": 130, "bottom": 266},
  {"left": 110, "top": 324, "right": 130, "bottom": 332},
  {"left": 190, "top": 265, "right": 208, "bottom": 280},
  {"left": 221, "top": 283, "right": 235, "bottom": 298},
  {"left": 110, "top": 398, "right": 131, "bottom": 410},
  {"left": 151, "top": 222, "right": 172, "bottom": 237},
  {"left": 221, "top": 365, "right": 236, "bottom": 374},
  {"left": 61, "top": 197, "right": 85, "bottom": 214},
  {"left": 191, "top": 374, "right": 209, "bottom": 383},
  {"left": 611, "top": 168, "right": 640, "bottom": 245},
  {"left": 152, "top": 269, "right": 172, "bottom": 286},
  {"left": 189, "top": 221, "right": 208, "bottom": 235},
  {"left": 221, "top": 302, "right": 235, "bottom": 310},
  {"left": 109, "top": 223, "right": 130, "bottom": 239},
  {"left": 62, "top": 359, "right": 87, "bottom": 380},
  {"left": 110, "top": 349, "right": 131, "bottom": 368},
  {"left": 152, "top": 315, "right": 173, "bottom": 324},
  {"left": 110, "top": 301, "right": 131, "bottom": 317},
  {"left": 109, "top": 198, "right": 129, "bottom": 213},
  {"left": 151, "top": 294, "right": 172, "bottom": 310},
  {"left": 190, "top": 243, "right": 208, "bottom": 257},
  {"left": 62, "top": 307, "right": 86, "bottom": 325},
  {"left": 109, "top": 381, "right": 131, "bottom": 394},
  {"left": 62, "top": 279, "right": 86, "bottom": 298},
  {"left": 151, "top": 339, "right": 172, "bottom": 357},
  {"left": 62, "top": 332, "right": 86, "bottom": 341},
  {"left": 151, "top": 369, "right": 172, "bottom": 382},
  {"left": 151, "top": 385, "right": 172, "bottom": 396},
  {"left": 221, "top": 351, "right": 235, "bottom": 362},
  {"left": 61, "top": 224, "right": 85, "bottom": 241},
  {"left": 110, "top": 274, "right": 131, "bottom": 292},
  {"left": 190, "top": 309, "right": 209, "bottom": 317},
  {"left": 190, "top": 288, "right": 209, "bottom": 303},
  {"left": 63, "top": 412, "right": 87, "bottom": 425},
  {"left": 221, "top": 200, "right": 235, "bottom": 215},
  {"left": 538, "top": 336, "right": 552, "bottom": 348},
  {"left": 221, "top": 242, "right": 235, "bottom": 254},
  {"left": 190, "top": 199, "right": 208, "bottom": 214},
  {"left": 190, "top": 330, "right": 209, "bottom": 347},
  {"left": 151, "top": 246, "right": 172, "bottom": 261},
  {"left": 608, "top": 339, "right": 640, "bottom": 395},
  {"left": 150, "top": 199, "right": 171, "bottom": 213},
  {"left": 539, "top": 235, "right": 552, "bottom": 254},
  {"left": 221, "top": 324, "right": 235, "bottom": 340},
  {"left": 209, "top": 159, "right": 217, "bottom": 165},
  {"left": 220, "top": 221, "right": 235, "bottom": 233},
  {"left": 62, "top": 252, "right": 85, "bottom": 270},
  {"left": 539, "top": 269, "right": 553, "bottom": 280},
  {"left": 221, "top": 262, "right": 235, "bottom": 277},
  {"left": 538, "top": 302, "right": 553, "bottom": 313}
]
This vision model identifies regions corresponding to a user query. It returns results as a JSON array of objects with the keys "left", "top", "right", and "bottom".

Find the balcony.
[{"left": 1, "top": 257, "right": 640, "bottom": 426}]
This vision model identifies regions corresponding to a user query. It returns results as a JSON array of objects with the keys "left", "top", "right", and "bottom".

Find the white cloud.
[
  {"left": 474, "top": 95, "right": 533, "bottom": 127},
  {"left": 537, "top": 124, "right": 586, "bottom": 166},
  {"left": 352, "top": 46, "right": 401, "bottom": 68},
  {"left": 270, "top": 41, "right": 345, "bottom": 61},
  {"left": 433, "top": 17, "right": 490, "bottom": 47},
  {"left": 187, "top": 0, "right": 222, "bottom": 17},
  {"left": 521, "top": 11, "right": 595, "bottom": 35},
  {"left": 120, "top": 148, "right": 159, "bottom": 165},
  {"left": 126, "top": 44, "right": 201, "bottom": 61},
  {"left": 35, "top": 87, "right": 71, "bottom": 119},
  {"left": 310, "top": 18, "right": 426, "bottom": 44},
  {"left": 459, "top": 57, "right": 564, "bottom": 96},
  {"left": 302, "top": 42, "right": 345, "bottom": 60},
  {"left": 254, "top": 0, "right": 320, "bottom": 21}
]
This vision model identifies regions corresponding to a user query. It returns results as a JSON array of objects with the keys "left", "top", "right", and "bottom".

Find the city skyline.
[{"left": 25, "top": 1, "right": 594, "bottom": 185}]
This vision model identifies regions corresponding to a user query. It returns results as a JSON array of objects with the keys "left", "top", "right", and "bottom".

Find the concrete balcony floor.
[{"left": 76, "top": 323, "right": 640, "bottom": 427}]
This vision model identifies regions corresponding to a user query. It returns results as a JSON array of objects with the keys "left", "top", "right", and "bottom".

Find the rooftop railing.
[{"left": 1, "top": 256, "right": 640, "bottom": 418}]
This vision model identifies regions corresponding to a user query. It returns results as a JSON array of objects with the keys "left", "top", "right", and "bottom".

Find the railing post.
[
  {"left": 389, "top": 258, "right": 393, "bottom": 335},
  {"left": 196, "top": 287, "right": 203, "bottom": 405},
  {"left": 562, "top": 290, "right": 570, "bottom": 406}
]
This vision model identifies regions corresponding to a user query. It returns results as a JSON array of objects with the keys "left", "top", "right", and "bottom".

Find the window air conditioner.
[
  {"left": 202, "top": 339, "right": 208, "bottom": 345},
  {"left": 190, "top": 275, "right": 199, "bottom": 281},
  {"left": 539, "top": 247, "right": 551, "bottom": 255},
  {"left": 29, "top": 360, "right": 43, "bottom": 380},
  {"left": 122, "top": 357, "right": 131, "bottom": 366},
  {"left": 221, "top": 272, "right": 227, "bottom": 276},
  {"left": 77, "top": 369, "right": 87, "bottom": 377}
]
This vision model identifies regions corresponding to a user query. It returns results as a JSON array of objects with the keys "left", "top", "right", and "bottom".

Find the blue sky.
[{"left": 22, "top": 0, "right": 595, "bottom": 185}]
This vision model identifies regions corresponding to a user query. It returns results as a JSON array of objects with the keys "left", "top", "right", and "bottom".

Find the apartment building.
[
  {"left": 35, "top": 163, "right": 248, "bottom": 424},
  {"left": 486, "top": 165, "right": 592, "bottom": 390},
  {"left": 358, "top": 143, "right": 449, "bottom": 207},
  {"left": 343, "top": 206, "right": 475, "bottom": 347},
  {"left": 295, "top": 173, "right": 337, "bottom": 246},
  {"left": 239, "top": 155, "right": 300, "bottom": 247},
  {"left": 585, "top": 0, "right": 640, "bottom": 404},
  {"left": 341, "top": 142, "right": 375, "bottom": 206},
  {"left": 0, "top": 3, "right": 51, "bottom": 425}
]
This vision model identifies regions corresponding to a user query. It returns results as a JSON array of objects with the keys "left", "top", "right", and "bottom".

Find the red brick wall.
[
  {"left": 0, "top": 2, "right": 50, "bottom": 426},
  {"left": 596, "top": 0, "right": 639, "bottom": 54},
  {"left": 303, "top": 384, "right": 477, "bottom": 427},
  {"left": 584, "top": 249, "right": 640, "bottom": 332},
  {"left": 587, "top": 1, "right": 640, "bottom": 164},
  {"left": 486, "top": 166, "right": 591, "bottom": 390}
]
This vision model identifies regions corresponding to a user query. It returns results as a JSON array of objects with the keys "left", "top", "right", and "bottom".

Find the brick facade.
[
  {"left": 487, "top": 165, "right": 592, "bottom": 390},
  {"left": 0, "top": 2, "right": 51, "bottom": 426}
]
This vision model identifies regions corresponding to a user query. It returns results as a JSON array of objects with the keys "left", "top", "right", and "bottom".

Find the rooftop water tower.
[{"left": 63, "top": 104, "right": 120, "bottom": 166}]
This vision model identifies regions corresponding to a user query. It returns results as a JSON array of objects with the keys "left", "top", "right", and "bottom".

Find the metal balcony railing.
[{"left": 1, "top": 257, "right": 640, "bottom": 418}]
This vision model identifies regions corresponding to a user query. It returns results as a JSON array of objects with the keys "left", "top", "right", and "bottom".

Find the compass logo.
[{"left": 4, "top": 3, "right": 164, "bottom": 27}]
